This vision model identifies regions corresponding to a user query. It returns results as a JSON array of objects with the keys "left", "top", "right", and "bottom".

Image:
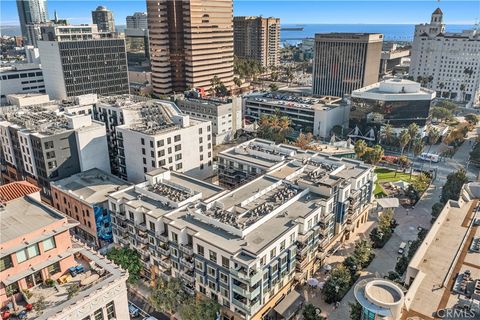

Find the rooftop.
[
  {"left": 50, "top": 168, "right": 131, "bottom": 204},
  {"left": 404, "top": 183, "right": 480, "bottom": 318},
  {"left": 0, "top": 181, "right": 40, "bottom": 203},
  {"left": 351, "top": 78, "right": 436, "bottom": 101},
  {"left": 246, "top": 91, "right": 342, "bottom": 111},
  {"left": 0, "top": 196, "right": 67, "bottom": 243}
]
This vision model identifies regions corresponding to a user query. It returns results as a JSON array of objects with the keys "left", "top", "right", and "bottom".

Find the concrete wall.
[
  {"left": 38, "top": 41, "right": 67, "bottom": 100},
  {"left": 74, "top": 122, "right": 111, "bottom": 173}
]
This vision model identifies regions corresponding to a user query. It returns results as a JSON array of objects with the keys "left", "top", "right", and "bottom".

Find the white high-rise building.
[
  {"left": 410, "top": 8, "right": 480, "bottom": 107},
  {"left": 126, "top": 12, "right": 148, "bottom": 30}
]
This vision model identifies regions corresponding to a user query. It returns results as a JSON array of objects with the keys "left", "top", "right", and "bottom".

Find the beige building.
[
  {"left": 147, "top": 0, "right": 234, "bottom": 95},
  {"left": 312, "top": 33, "right": 383, "bottom": 97},
  {"left": 233, "top": 16, "right": 280, "bottom": 68}
]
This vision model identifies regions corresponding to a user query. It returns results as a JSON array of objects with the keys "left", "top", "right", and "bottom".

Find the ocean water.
[{"left": 281, "top": 24, "right": 473, "bottom": 44}]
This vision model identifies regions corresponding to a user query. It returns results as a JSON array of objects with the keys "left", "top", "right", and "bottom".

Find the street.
[{"left": 128, "top": 285, "right": 170, "bottom": 320}]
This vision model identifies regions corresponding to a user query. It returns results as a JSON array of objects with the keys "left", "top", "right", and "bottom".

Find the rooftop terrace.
[{"left": 246, "top": 91, "right": 342, "bottom": 111}]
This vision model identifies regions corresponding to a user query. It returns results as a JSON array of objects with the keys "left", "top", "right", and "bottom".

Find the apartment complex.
[
  {"left": 410, "top": 9, "right": 480, "bottom": 107},
  {"left": 403, "top": 182, "right": 480, "bottom": 318},
  {"left": 312, "top": 33, "right": 383, "bottom": 97},
  {"left": 0, "top": 193, "right": 129, "bottom": 319},
  {"left": 91, "top": 6, "right": 115, "bottom": 33},
  {"left": 147, "top": 0, "right": 234, "bottom": 95},
  {"left": 350, "top": 78, "right": 436, "bottom": 141},
  {"left": 244, "top": 91, "right": 350, "bottom": 139},
  {"left": 0, "top": 97, "right": 110, "bottom": 202},
  {"left": 92, "top": 95, "right": 213, "bottom": 182},
  {"left": 175, "top": 96, "right": 242, "bottom": 145},
  {"left": 109, "top": 142, "right": 374, "bottom": 319},
  {"left": 16, "top": 0, "right": 49, "bottom": 44},
  {"left": 37, "top": 24, "right": 129, "bottom": 100},
  {"left": 0, "top": 64, "right": 44, "bottom": 105},
  {"left": 51, "top": 168, "right": 130, "bottom": 248},
  {"left": 233, "top": 16, "right": 280, "bottom": 68},
  {"left": 126, "top": 12, "right": 148, "bottom": 29}
]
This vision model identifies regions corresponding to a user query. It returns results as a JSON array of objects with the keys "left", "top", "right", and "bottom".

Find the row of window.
[{"left": 0, "top": 237, "right": 56, "bottom": 271}]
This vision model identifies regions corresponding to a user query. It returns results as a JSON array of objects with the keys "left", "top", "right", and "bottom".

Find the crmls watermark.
[{"left": 436, "top": 308, "right": 477, "bottom": 319}]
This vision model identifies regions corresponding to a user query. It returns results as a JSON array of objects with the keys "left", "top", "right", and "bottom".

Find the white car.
[{"left": 143, "top": 317, "right": 158, "bottom": 320}]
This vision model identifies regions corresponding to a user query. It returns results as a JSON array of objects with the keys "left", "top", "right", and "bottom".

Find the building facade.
[
  {"left": 37, "top": 25, "right": 129, "bottom": 100},
  {"left": 125, "top": 28, "right": 149, "bottom": 66},
  {"left": 51, "top": 168, "right": 130, "bottom": 248},
  {"left": 109, "top": 140, "right": 374, "bottom": 320},
  {"left": 409, "top": 9, "right": 480, "bottom": 107},
  {"left": 244, "top": 92, "right": 350, "bottom": 139},
  {"left": 354, "top": 279, "right": 405, "bottom": 320},
  {"left": 91, "top": 6, "right": 115, "bottom": 33},
  {"left": 0, "top": 193, "right": 129, "bottom": 320},
  {"left": 92, "top": 95, "right": 213, "bottom": 182},
  {"left": 0, "top": 98, "right": 110, "bottom": 202},
  {"left": 147, "top": 0, "right": 234, "bottom": 95},
  {"left": 349, "top": 78, "right": 436, "bottom": 141},
  {"left": 233, "top": 16, "right": 280, "bottom": 68},
  {"left": 175, "top": 96, "right": 242, "bottom": 145},
  {"left": 312, "top": 33, "right": 383, "bottom": 97},
  {"left": 126, "top": 12, "right": 148, "bottom": 29},
  {"left": 0, "top": 64, "right": 44, "bottom": 105},
  {"left": 16, "top": 0, "right": 49, "bottom": 44}
]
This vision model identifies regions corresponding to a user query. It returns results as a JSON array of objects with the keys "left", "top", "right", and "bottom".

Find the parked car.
[
  {"left": 129, "top": 303, "right": 140, "bottom": 318},
  {"left": 398, "top": 242, "right": 407, "bottom": 255}
]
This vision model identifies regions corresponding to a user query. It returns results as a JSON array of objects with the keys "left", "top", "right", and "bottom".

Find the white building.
[
  {"left": 0, "top": 63, "right": 44, "bottom": 105},
  {"left": 126, "top": 12, "right": 148, "bottom": 29},
  {"left": 410, "top": 8, "right": 480, "bottom": 107},
  {"left": 93, "top": 95, "right": 213, "bottom": 182},
  {"left": 175, "top": 96, "right": 243, "bottom": 145},
  {"left": 244, "top": 92, "right": 350, "bottom": 139},
  {"left": 109, "top": 141, "right": 374, "bottom": 320}
]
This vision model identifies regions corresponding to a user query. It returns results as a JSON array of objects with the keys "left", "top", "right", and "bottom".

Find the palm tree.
[
  {"left": 354, "top": 140, "right": 368, "bottom": 159},
  {"left": 411, "top": 138, "right": 425, "bottom": 177},
  {"left": 396, "top": 130, "right": 411, "bottom": 177},
  {"left": 407, "top": 123, "right": 419, "bottom": 155},
  {"left": 427, "top": 127, "right": 440, "bottom": 152},
  {"left": 382, "top": 124, "right": 394, "bottom": 145},
  {"left": 233, "top": 77, "right": 242, "bottom": 88}
]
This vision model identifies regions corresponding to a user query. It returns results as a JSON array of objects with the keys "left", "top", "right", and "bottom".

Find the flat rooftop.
[
  {"left": 404, "top": 192, "right": 480, "bottom": 318},
  {"left": 51, "top": 168, "right": 131, "bottom": 204},
  {"left": 246, "top": 91, "right": 342, "bottom": 111},
  {"left": 352, "top": 78, "right": 436, "bottom": 100},
  {"left": 0, "top": 196, "right": 66, "bottom": 243}
]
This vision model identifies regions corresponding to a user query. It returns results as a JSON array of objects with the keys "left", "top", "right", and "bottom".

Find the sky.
[{"left": 1, "top": 0, "right": 479, "bottom": 26}]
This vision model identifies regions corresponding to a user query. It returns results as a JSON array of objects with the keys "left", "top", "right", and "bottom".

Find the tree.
[
  {"left": 257, "top": 112, "right": 292, "bottom": 143},
  {"left": 33, "top": 295, "right": 47, "bottom": 313},
  {"left": 323, "top": 265, "right": 352, "bottom": 303},
  {"left": 412, "top": 138, "right": 424, "bottom": 158},
  {"left": 440, "top": 169, "right": 468, "bottom": 204},
  {"left": 431, "top": 202, "right": 444, "bottom": 220},
  {"left": 430, "top": 107, "right": 453, "bottom": 122},
  {"left": 382, "top": 124, "right": 394, "bottom": 145},
  {"left": 363, "top": 145, "right": 384, "bottom": 165},
  {"left": 395, "top": 255, "right": 409, "bottom": 275},
  {"left": 435, "top": 100, "right": 457, "bottom": 112},
  {"left": 269, "top": 83, "right": 279, "bottom": 91},
  {"left": 465, "top": 114, "right": 478, "bottom": 125},
  {"left": 150, "top": 278, "right": 188, "bottom": 314},
  {"left": 349, "top": 302, "right": 363, "bottom": 320},
  {"left": 354, "top": 140, "right": 368, "bottom": 159},
  {"left": 233, "top": 76, "right": 242, "bottom": 88},
  {"left": 302, "top": 303, "right": 325, "bottom": 320},
  {"left": 106, "top": 247, "right": 142, "bottom": 283},
  {"left": 427, "top": 126, "right": 441, "bottom": 147},
  {"left": 352, "top": 239, "right": 373, "bottom": 269},
  {"left": 407, "top": 123, "right": 419, "bottom": 155},
  {"left": 67, "top": 284, "right": 79, "bottom": 299},
  {"left": 331, "top": 125, "right": 344, "bottom": 138},
  {"left": 294, "top": 132, "right": 314, "bottom": 150},
  {"left": 378, "top": 208, "right": 394, "bottom": 236},
  {"left": 399, "top": 130, "right": 411, "bottom": 156},
  {"left": 179, "top": 298, "right": 221, "bottom": 320}
]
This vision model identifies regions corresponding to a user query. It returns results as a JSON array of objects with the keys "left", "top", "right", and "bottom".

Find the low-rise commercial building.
[
  {"left": 109, "top": 138, "right": 374, "bottom": 320},
  {"left": 380, "top": 43, "right": 411, "bottom": 76},
  {"left": 0, "top": 64, "right": 44, "bottom": 105},
  {"left": 0, "top": 193, "right": 129, "bottom": 319},
  {"left": 403, "top": 182, "right": 480, "bottom": 318},
  {"left": 349, "top": 78, "right": 436, "bottom": 141},
  {"left": 175, "top": 96, "right": 242, "bottom": 145},
  {"left": 244, "top": 92, "right": 349, "bottom": 139},
  {"left": 50, "top": 168, "right": 131, "bottom": 248},
  {"left": 0, "top": 97, "right": 109, "bottom": 202}
]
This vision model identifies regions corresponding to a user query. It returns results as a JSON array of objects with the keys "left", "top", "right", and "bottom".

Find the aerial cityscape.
[{"left": 0, "top": 0, "right": 479, "bottom": 320}]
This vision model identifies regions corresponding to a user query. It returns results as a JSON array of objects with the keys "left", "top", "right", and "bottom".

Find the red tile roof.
[{"left": 0, "top": 181, "right": 41, "bottom": 203}]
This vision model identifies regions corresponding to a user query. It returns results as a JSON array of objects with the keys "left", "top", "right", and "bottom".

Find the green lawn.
[{"left": 374, "top": 167, "right": 427, "bottom": 197}]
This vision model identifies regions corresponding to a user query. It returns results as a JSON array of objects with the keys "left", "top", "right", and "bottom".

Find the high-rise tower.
[
  {"left": 147, "top": 0, "right": 234, "bottom": 95},
  {"left": 92, "top": 5, "right": 115, "bottom": 32},
  {"left": 16, "top": 0, "right": 49, "bottom": 44}
]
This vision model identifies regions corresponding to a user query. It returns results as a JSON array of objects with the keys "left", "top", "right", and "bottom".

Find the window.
[
  {"left": 167, "top": 137, "right": 171, "bottom": 144},
  {"left": 0, "top": 255, "right": 13, "bottom": 272},
  {"left": 141, "top": 138, "right": 145, "bottom": 145},
  {"left": 175, "top": 154, "right": 182, "bottom": 161},
  {"left": 150, "top": 141, "right": 154, "bottom": 148},
  {"left": 221, "top": 256, "right": 229, "bottom": 268},
  {"left": 207, "top": 266, "right": 216, "bottom": 277},
  {"left": 209, "top": 250, "right": 217, "bottom": 263},
  {"left": 42, "top": 237, "right": 56, "bottom": 252},
  {"left": 157, "top": 140, "right": 164, "bottom": 147},
  {"left": 174, "top": 135, "right": 181, "bottom": 142},
  {"left": 199, "top": 128, "right": 203, "bottom": 134},
  {"left": 208, "top": 280, "right": 216, "bottom": 291},
  {"left": 159, "top": 159, "right": 166, "bottom": 166},
  {"left": 47, "top": 261, "right": 61, "bottom": 275},
  {"left": 280, "top": 240, "right": 286, "bottom": 251},
  {"left": 158, "top": 150, "right": 165, "bottom": 157},
  {"left": 94, "top": 308, "right": 104, "bottom": 320},
  {"left": 106, "top": 301, "right": 116, "bottom": 319},
  {"left": 270, "top": 247, "right": 276, "bottom": 260},
  {"left": 176, "top": 163, "right": 182, "bottom": 170},
  {"left": 197, "top": 244, "right": 204, "bottom": 256},
  {"left": 149, "top": 221, "right": 156, "bottom": 232},
  {"left": 195, "top": 260, "right": 204, "bottom": 271},
  {"left": 16, "top": 243, "right": 40, "bottom": 263},
  {"left": 174, "top": 145, "right": 181, "bottom": 151},
  {"left": 220, "top": 272, "right": 228, "bottom": 284},
  {"left": 260, "top": 255, "right": 266, "bottom": 267},
  {"left": 171, "top": 232, "right": 178, "bottom": 243}
]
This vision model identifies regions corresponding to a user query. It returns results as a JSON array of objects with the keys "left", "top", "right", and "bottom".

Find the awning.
[
  {"left": 274, "top": 290, "right": 305, "bottom": 319},
  {"left": 376, "top": 198, "right": 400, "bottom": 209}
]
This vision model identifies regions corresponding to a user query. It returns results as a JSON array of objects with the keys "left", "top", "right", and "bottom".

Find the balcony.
[
  {"left": 179, "top": 244, "right": 194, "bottom": 256},
  {"left": 183, "top": 284, "right": 196, "bottom": 296},
  {"left": 118, "top": 237, "right": 129, "bottom": 246},
  {"left": 232, "top": 283, "right": 261, "bottom": 300},
  {"left": 159, "top": 258, "right": 171, "bottom": 270},
  {"left": 180, "top": 257, "right": 194, "bottom": 270},
  {"left": 158, "top": 246, "right": 170, "bottom": 257},
  {"left": 180, "top": 271, "right": 195, "bottom": 283},
  {"left": 157, "top": 233, "right": 169, "bottom": 243},
  {"left": 230, "top": 267, "right": 262, "bottom": 285},
  {"left": 136, "top": 235, "right": 149, "bottom": 245},
  {"left": 136, "top": 223, "right": 148, "bottom": 232},
  {"left": 232, "top": 298, "right": 261, "bottom": 313}
]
